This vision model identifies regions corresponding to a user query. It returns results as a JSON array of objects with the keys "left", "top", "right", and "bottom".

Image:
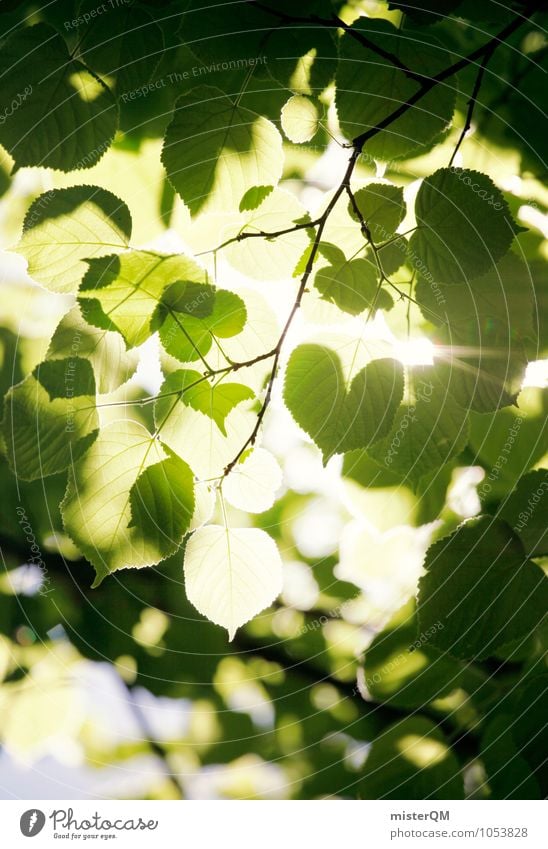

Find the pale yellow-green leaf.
[
  {"left": 47, "top": 305, "right": 138, "bottom": 394},
  {"left": 158, "top": 395, "right": 256, "bottom": 481},
  {"left": 281, "top": 95, "right": 319, "bottom": 143},
  {"left": 213, "top": 290, "right": 279, "bottom": 375},
  {"left": 189, "top": 481, "right": 217, "bottom": 531},
  {"left": 223, "top": 448, "right": 283, "bottom": 513},
  {"left": 225, "top": 190, "right": 312, "bottom": 281},
  {"left": 2, "top": 365, "right": 98, "bottom": 481},
  {"left": 62, "top": 421, "right": 184, "bottom": 585},
  {"left": 162, "top": 86, "right": 283, "bottom": 216},
  {"left": 17, "top": 186, "right": 131, "bottom": 295},
  {"left": 184, "top": 526, "right": 283, "bottom": 639},
  {"left": 79, "top": 250, "right": 210, "bottom": 348}
]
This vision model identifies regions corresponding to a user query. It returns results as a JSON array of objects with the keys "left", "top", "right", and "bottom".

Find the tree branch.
[
  {"left": 448, "top": 32, "right": 513, "bottom": 167},
  {"left": 221, "top": 9, "right": 534, "bottom": 475},
  {"left": 254, "top": 2, "right": 423, "bottom": 83},
  {"left": 352, "top": 10, "right": 533, "bottom": 151}
]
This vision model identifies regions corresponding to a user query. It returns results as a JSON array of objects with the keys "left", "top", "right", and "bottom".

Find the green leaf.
[
  {"left": 359, "top": 717, "right": 464, "bottom": 799},
  {"left": 417, "top": 516, "right": 548, "bottom": 660},
  {"left": 225, "top": 189, "right": 312, "bottom": 282},
  {"left": 284, "top": 346, "right": 404, "bottom": 462},
  {"left": 79, "top": 250, "right": 211, "bottom": 348},
  {"left": 155, "top": 371, "right": 256, "bottom": 479},
  {"left": 362, "top": 603, "right": 462, "bottom": 709},
  {"left": 499, "top": 470, "right": 548, "bottom": 557},
  {"left": 239, "top": 185, "right": 274, "bottom": 213},
  {"left": 281, "top": 95, "right": 319, "bottom": 143},
  {"left": 62, "top": 421, "right": 192, "bottom": 586},
  {"left": 370, "top": 235, "right": 409, "bottom": 276},
  {"left": 292, "top": 242, "right": 321, "bottom": 278},
  {"left": 336, "top": 19, "right": 456, "bottom": 160},
  {"left": 129, "top": 452, "right": 195, "bottom": 555},
  {"left": 180, "top": 1, "right": 337, "bottom": 94},
  {"left": 158, "top": 289, "right": 246, "bottom": 363},
  {"left": 481, "top": 715, "right": 541, "bottom": 799},
  {"left": 510, "top": 676, "right": 548, "bottom": 796},
  {"left": 0, "top": 24, "right": 116, "bottom": 171},
  {"left": 470, "top": 388, "right": 548, "bottom": 501},
  {"left": 184, "top": 525, "right": 283, "bottom": 639},
  {"left": 388, "top": 0, "right": 462, "bottom": 24},
  {"left": 17, "top": 186, "right": 132, "bottom": 295},
  {"left": 409, "top": 168, "right": 516, "bottom": 285},
  {"left": 78, "top": 1, "right": 164, "bottom": 93},
  {"left": 348, "top": 183, "right": 405, "bottom": 238},
  {"left": 343, "top": 448, "right": 456, "bottom": 526},
  {"left": 314, "top": 244, "right": 393, "bottom": 315},
  {"left": 47, "top": 305, "right": 138, "bottom": 394},
  {"left": 157, "top": 280, "right": 215, "bottom": 319},
  {"left": 35, "top": 359, "right": 95, "bottom": 400},
  {"left": 162, "top": 86, "right": 283, "bottom": 215},
  {"left": 158, "top": 370, "right": 255, "bottom": 437},
  {"left": 367, "top": 366, "right": 469, "bottom": 485},
  {"left": 416, "top": 253, "right": 533, "bottom": 411},
  {"left": 2, "top": 359, "right": 98, "bottom": 481}
]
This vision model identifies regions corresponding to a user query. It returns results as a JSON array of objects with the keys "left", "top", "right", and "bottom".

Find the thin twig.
[
  {"left": 448, "top": 47, "right": 496, "bottom": 167},
  {"left": 196, "top": 218, "right": 318, "bottom": 258}
]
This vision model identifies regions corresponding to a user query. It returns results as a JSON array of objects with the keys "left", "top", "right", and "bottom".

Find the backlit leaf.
[
  {"left": 162, "top": 86, "right": 283, "bottom": 215},
  {"left": 158, "top": 289, "right": 246, "bottom": 363},
  {"left": 499, "top": 470, "right": 548, "bottom": 557},
  {"left": 348, "top": 183, "right": 405, "bottom": 238},
  {"left": 223, "top": 448, "right": 283, "bottom": 513},
  {"left": 336, "top": 19, "right": 455, "bottom": 160},
  {"left": 410, "top": 168, "right": 517, "bottom": 284},
  {"left": 281, "top": 95, "right": 319, "bottom": 143},
  {"left": 47, "top": 305, "right": 138, "bottom": 394},
  {"left": 284, "top": 345, "right": 404, "bottom": 462},
  {"left": 79, "top": 250, "right": 212, "bottom": 348},
  {"left": 184, "top": 525, "right": 283, "bottom": 639},
  {"left": 0, "top": 24, "right": 116, "bottom": 171},
  {"left": 62, "top": 421, "right": 194, "bottom": 586},
  {"left": 314, "top": 243, "right": 393, "bottom": 315},
  {"left": 17, "top": 187, "right": 131, "bottom": 295},
  {"left": 367, "top": 365, "right": 469, "bottom": 485},
  {"left": 2, "top": 358, "right": 98, "bottom": 481}
]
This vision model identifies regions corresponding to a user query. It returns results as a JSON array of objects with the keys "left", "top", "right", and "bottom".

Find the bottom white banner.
[{"left": 0, "top": 799, "right": 544, "bottom": 848}]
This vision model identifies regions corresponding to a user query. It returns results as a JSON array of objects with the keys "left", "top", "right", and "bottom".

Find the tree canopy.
[{"left": 0, "top": 0, "right": 546, "bottom": 801}]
